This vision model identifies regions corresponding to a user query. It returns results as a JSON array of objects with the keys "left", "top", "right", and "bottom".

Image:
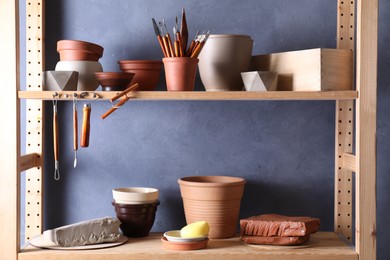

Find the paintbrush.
[{"left": 152, "top": 18, "right": 167, "bottom": 57}]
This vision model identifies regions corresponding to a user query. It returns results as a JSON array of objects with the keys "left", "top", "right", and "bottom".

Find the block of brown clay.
[
  {"left": 240, "top": 214, "right": 320, "bottom": 237},
  {"left": 241, "top": 234, "right": 311, "bottom": 246}
]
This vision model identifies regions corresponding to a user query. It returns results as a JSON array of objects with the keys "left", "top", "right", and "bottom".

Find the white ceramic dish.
[
  {"left": 112, "top": 187, "right": 159, "bottom": 204},
  {"left": 163, "top": 230, "right": 207, "bottom": 243}
]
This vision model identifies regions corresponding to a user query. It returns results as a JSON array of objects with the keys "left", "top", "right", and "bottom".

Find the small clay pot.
[
  {"left": 118, "top": 60, "right": 163, "bottom": 91},
  {"left": 94, "top": 72, "right": 135, "bottom": 91},
  {"left": 178, "top": 176, "right": 246, "bottom": 239},
  {"left": 163, "top": 57, "right": 199, "bottom": 91},
  {"left": 57, "top": 40, "right": 104, "bottom": 61},
  {"left": 112, "top": 201, "right": 159, "bottom": 238}
]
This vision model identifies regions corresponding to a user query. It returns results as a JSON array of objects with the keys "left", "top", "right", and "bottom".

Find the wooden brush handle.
[
  {"left": 166, "top": 33, "right": 174, "bottom": 58},
  {"left": 81, "top": 104, "right": 91, "bottom": 148},
  {"left": 73, "top": 107, "right": 78, "bottom": 151},
  {"left": 162, "top": 36, "right": 172, "bottom": 57},
  {"left": 53, "top": 110, "right": 59, "bottom": 161},
  {"left": 157, "top": 35, "right": 168, "bottom": 57}
]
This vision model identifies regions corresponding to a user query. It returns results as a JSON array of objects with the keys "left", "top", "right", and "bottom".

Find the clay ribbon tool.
[
  {"left": 52, "top": 93, "right": 60, "bottom": 180},
  {"left": 152, "top": 18, "right": 167, "bottom": 57},
  {"left": 73, "top": 93, "right": 78, "bottom": 168},
  {"left": 180, "top": 7, "right": 189, "bottom": 53},
  {"left": 101, "top": 83, "right": 139, "bottom": 119},
  {"left": 80, "top": 103, "right": 91, "bottom": 148}
]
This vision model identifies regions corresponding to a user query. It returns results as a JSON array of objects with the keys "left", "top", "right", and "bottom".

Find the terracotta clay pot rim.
[
  {"left": 178, "top": 176, "right": 246, "bottom": 187},
  {"left": 118, "top": 60, "right": 163, "bottom": 64},
  {"left": 57, "top": 40, "right": 104, "bottom": 55},
  {"left": 207, "top": 34, "right": 252, "bottom": 39}
]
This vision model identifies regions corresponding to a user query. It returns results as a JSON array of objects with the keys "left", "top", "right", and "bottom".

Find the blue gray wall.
[{"left": 19, "top": 0, "right": 389, "bottom": 259}]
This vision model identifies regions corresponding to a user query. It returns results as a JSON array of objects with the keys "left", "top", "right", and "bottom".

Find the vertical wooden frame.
[
  {"left": 355, "top": 0, "right": 378, "bottom": 259},
  {"left": 335, "top": 0, "right": 355, "bottom": 243},
  {"left": 25, "top": 0, "right": 45, "bottom": 242},
  {"left": 0, "top": 0, "right": 20, "bottom": 259}
]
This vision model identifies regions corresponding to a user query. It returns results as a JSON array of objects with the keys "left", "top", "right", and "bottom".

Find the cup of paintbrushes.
[{"left": 163, "top": 57, "right": 198, "bottom": 91}]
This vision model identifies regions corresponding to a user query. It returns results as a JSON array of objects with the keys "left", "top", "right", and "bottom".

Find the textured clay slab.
[
  {"left": 241, "top": 234, "right": 311, "bottom": 246},
  {"left": 240, "top": 214, "right": 320, "bottom": 237}
]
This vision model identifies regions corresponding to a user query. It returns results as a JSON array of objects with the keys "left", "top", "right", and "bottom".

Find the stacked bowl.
[
  {"left": 55, "top": 40, "right": 104, "bottom": 91},
  {"left": 112, "top": 187, "right": 159, "bottom": 237},
  {"left": 118, "top": 60, "right": 163, "bottom": 91}
]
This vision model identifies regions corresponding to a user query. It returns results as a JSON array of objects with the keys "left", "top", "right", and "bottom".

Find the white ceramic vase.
[
  {"left": 198, "top": 34, "right": 253, "bottom": 91},
  {"left": 55, "top": 60, "right": 103, "bottom": 91}
]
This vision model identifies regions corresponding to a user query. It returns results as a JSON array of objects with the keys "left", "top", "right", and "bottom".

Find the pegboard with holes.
[
  {"left": 25, "top": 0, "right": 44, "bottom": 242},
  {"left": 335, "top": 100, "right": 354, "bottom": 242},
  {"left": 334, "top": 0, "right": 355, "bottom": 243}
]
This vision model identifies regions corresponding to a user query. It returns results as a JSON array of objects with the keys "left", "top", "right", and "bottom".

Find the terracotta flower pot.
[
  {"left": 94, "top": 72, "right": 134, "bottom": 91},
  {"left": 118, "top": 60, "right": 163, "bottom": 91},
  {"left": 198, "top": 34, "right": 253, "bottom": 91},
  {"left": 178, "top": 176, "right": 246, "bottom": 239},
  {"left": 163, "top": 57, "right": 198, "bottom": 91},
  {"left": 57, "top": 40, "right": 104, "bottom": 61},
  {"left": 112, "top": 201, "right": 159, "bottom": 238}
]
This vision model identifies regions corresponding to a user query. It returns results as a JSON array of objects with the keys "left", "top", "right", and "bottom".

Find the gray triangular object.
[
  {"left": 241, "top": 71, "right": 278, "bottom": 92},
  {"left": 43, "top": 71, "right": 78, "bottom": 91}
]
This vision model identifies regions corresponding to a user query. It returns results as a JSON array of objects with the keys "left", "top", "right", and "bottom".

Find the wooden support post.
[
  {"left": 355, "top": 0, "right": 378, "bottom": 259},
  {"left": 0, "top": 0, "right": 20, "bottom": 259}
]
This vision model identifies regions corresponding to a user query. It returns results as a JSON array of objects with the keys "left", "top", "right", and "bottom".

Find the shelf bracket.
[
  {"left": 341, "top": 153, "right": 356, "bottom": 173},
  {"left": 19, "top": 153, "right": 41, "bottom": 172}
]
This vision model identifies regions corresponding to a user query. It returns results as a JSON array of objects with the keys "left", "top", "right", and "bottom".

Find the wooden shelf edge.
[
  {"left": 18, "top": 90, "right": 358, "bottom": 101},
  {"left": 19, "top": 232, "right": 358, "bottom": 260}
]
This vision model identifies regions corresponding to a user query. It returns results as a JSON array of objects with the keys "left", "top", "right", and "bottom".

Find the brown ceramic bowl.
[
  {"left": 59, "top": 50, "right": 101, "bottom": 61},
  {"left": 57, "top": 40, "right": 104, "bottom": 57},
  {"left": 118, "top": 60, "right": 163, "bottom": 91},
  {"left": 94, "top": 72, "right": 135, "bottom": 91},
  {"left": 57, "top": 40, "right": 104, "bottom": 61},
  {"left": 112, "top": 200, "right": 160, "bottom": 238}
]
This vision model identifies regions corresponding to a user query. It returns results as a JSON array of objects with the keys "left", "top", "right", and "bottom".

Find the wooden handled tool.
[
  {"left": 73, "top": 97, "right": 78, "bottom": 168},
  {"left": 81, "top": 103, "right": 91, "bottom": 148},
  {"left": 53, "top": 100, "right": 60, "bottom": 180}
]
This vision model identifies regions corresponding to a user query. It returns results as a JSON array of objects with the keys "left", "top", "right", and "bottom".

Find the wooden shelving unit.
[{"left": 0, "top": 0, "right": 377, "bottom": 259}]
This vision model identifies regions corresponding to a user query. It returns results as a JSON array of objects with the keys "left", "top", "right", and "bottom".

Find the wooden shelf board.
[
  {"left": 18, "top": 91, "right": 358, "bottom": 101},
  {"left": 19, "top": 232, "right": 357, "bottom": 260}
]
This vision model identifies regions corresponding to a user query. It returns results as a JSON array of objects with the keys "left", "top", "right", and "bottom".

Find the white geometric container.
[{"left": 241, "top": 71, "right": 278, "bottom": 92}]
